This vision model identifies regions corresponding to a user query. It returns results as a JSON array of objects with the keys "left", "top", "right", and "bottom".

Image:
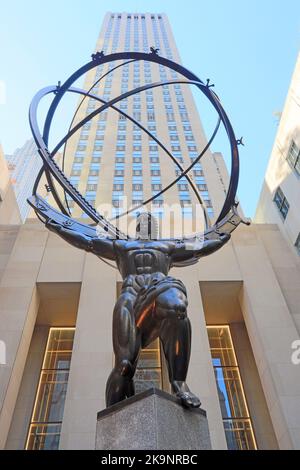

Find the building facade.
[
  {"left": 5, "top": 139, "right": 42, "bottom": 222},
  {"left": 255, "top": 53, "right": 300, "bottom": 256},
  {"left": 62, "top": 12, "right": 228, "bottom": 233},
  {"left": 0, "top": 13, "right": 300, "bottom": 451}
]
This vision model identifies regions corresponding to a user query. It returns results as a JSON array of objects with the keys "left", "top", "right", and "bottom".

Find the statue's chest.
[
  {"left": 114, "top": 241, "right": 172, "bottom": 273},
  {"left": 131, "top": 250, "right": 157, "bottom": 269}
]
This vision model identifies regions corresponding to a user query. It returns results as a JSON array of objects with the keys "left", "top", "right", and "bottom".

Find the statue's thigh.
[
  {"left": 112, "top": 292, "right": 140, "bottom": 358},
  {"left": 137, "top": 306, "right": 161, "bottom": 349}
]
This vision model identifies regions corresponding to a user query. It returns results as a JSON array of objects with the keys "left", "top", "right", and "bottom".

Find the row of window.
[
  {"left": 77, "top": 144, "right": 198, "bottom": 153},
  {"left": 80, "top": 126, "right": 192, "bottom": 139},
  {"left": 110, "top": 14, "right": 163, "bottom": 20},
  {"left": 70, "top": 167, "right": 204, "bottom": 178}
]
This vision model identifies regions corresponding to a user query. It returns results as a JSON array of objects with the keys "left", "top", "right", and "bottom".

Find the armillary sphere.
[{"left": 28, "top": 49, "right": 250, "bottom": 268}]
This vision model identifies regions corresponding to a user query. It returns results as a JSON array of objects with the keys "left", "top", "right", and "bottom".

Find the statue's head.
[{"left": 135, "top": 212, "right": 158, "bottom": 240}]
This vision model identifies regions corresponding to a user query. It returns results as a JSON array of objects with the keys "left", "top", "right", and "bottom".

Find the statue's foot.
[
  {"left": 176, "top": 390, "right": 201, "bottom": 408},
  {"left": 172, "top": 381, "right": 201, "bottom": 408}
]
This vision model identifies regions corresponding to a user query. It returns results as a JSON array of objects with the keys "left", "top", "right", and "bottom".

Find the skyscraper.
[
  {"left": 6, "top": 139, "right": 42, "bottom": 221},
  {"left": 63, "top": 12, "right": 227, "bottom": 237}
]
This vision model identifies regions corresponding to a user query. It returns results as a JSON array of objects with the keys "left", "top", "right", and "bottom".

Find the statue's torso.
[{"left": 114, "top": 239, "right": 175, "bottom": 278}]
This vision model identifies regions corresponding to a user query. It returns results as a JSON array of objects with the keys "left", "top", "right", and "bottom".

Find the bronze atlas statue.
[{"left": 27, "top": 50, "right": 249, "bottom": 409}]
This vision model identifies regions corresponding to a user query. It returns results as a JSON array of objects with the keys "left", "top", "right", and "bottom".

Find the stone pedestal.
[{"left": 95, "top": 388, "right": 211, "bottom": 450}]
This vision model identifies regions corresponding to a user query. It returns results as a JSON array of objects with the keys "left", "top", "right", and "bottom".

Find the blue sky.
[{"left": 0, "top": 0, "right": 299, "bottom": 216}]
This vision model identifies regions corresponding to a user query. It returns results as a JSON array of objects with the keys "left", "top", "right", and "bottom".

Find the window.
[
  {"left": 273, "top": 187, "right": 289, "bottom": 220},
  {"left": 132, "top": 199, "right": 143, "bottom": 207},
  {"left": 26, "top": 328, "right": 75, "bottom": 450},
  {"left": 180, "top": 200, "right": 191, "bottom": 207},
  {"left": 89, "top": 170, "right": 99, "bottom": 176},
  {"left": 180, "top": 113, "right": 189, "bottom": 122},
  {"left": 207, "top": 326, "right": 257, "bottom": 450},
  {"left": 133, "top": 112, "right": 141, "bottom": 121},
  {"left": 112, "top": 199, "right": 123, "bottom": 208},
  {"left": 86, "top": 184, "right": 97, "bottom": 191},
  {"left": 152, "top": 199, "right": 163, "bottom": 207},
  {"left": 133, "top": 184, "right": 143, "bottom": 191},
  {"left": 113, "top": 184, "right": 124, "bottom": 191},
  {"left": 195, "top": 183, "right": 207, "bottom": 191},
  {"left": 287, "top": 140, "right": 300, "bottom": 175},
  {"left": 295, "top": 233, "right": 300, "bottom": 256}
]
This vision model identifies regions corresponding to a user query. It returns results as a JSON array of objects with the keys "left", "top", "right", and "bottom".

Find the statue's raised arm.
[
  {"left": 171, "top": 232, "right": 230, "bottom": 266},
  {"left": 28, "top": 195, "right": 116, "bottom": 261},
  {"left": 170, "top": 204, "right": 250, "bottom": 268},
  {"left": 46, "top": 219, "right": 115, "bottom": 260}
]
